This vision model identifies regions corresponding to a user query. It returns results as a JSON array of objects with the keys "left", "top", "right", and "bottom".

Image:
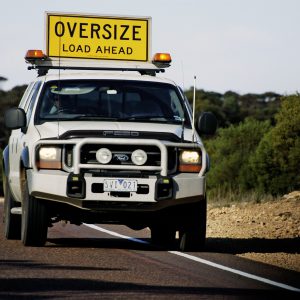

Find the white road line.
[
  {"left": 169, "top": 251, "right": 300, "bottom": 292},
  {"left": 84, "top": 223, "right": 300, "bottom": 293},
  {"left": 84, "top": 224, "right": 149, "bottom": 245}
]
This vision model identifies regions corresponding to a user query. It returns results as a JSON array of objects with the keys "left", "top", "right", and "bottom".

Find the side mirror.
[
  {"left": 4, "top": 107, "right": 26, "bottom": 129},
  {"left": 197, "top": 112, "right": 217, "bottom": 135}
]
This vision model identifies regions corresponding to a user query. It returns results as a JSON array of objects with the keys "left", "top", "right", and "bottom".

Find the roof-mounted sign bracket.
[{"left": 27, "top": 63, "right": 165, "bottom": 76}]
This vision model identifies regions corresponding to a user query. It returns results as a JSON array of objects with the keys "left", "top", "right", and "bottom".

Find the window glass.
[
  {"left": 37, "top": 80, "right": 189, "bottom": 125},
  {"left": 19, "top": 82, "right": 34, "bottom": 109},
  {"left": 25, "top": 81, "right": 42, "bottom": 126}
]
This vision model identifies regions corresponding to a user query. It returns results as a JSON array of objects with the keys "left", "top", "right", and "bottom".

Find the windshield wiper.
[
  {"left": 121, "top": 115, "right": 183, "bottom": 124},
  {"left": 70, "top": 114, "right": 119, "bottom": 121}
]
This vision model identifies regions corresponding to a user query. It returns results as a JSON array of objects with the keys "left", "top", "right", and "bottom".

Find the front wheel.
[
  {"left": 3, "top": 175, "right": 21, "bottom": 240},
  {"left": 179, "top": 198, "right": 207, "bottom": 252},
  {"left": 151, "top": 225, "right": 176, "bottom": 249},
  {"left": 21, "top": 180, "right": 48, "bottom": 246}
]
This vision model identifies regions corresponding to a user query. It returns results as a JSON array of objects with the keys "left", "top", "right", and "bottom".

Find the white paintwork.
[{"left": 6, "top": 65, "right": 207, "bottom": 211}]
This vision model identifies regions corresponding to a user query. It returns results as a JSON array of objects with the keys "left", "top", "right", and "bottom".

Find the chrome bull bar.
[{"left": 33, "top": 138, "right": 207, "bottom": 177}]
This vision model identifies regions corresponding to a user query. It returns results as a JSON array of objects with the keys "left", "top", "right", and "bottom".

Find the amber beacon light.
[
  {"left": 25, "top": 50, "right": 47, "bottom": 61},
  {"left": 153, "top": 53, "right": 172, "bottom": 63},
  {"left": 152, "top": 53, "right": 172, "bottom": 68}
]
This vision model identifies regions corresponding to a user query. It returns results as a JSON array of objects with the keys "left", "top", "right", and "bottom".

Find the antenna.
[
  {"left": 57, "top": 16, "right": 62, "bottom": 139},
  {"left": 192, "top": 76, "right": 196, "bottom": 142},
  {"left": 181, "top": 59, "right": 185, "bottom": 91},
  {"left": 57, "top": 58, "right": 61, "bottom": 139}
]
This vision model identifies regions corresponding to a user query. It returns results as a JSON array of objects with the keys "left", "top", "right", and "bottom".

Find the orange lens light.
[
  {"left": 37, "top": 161, "right": 62, "bottom": 170},
  {"left": 178, "top": 164, "right": 202, "bottom": 173},
  {"left": 25, "top": 50, "right": 46, "bottom": 60},
  {"left": 153, "top": 53, "right": 172, "bottom": 63}
]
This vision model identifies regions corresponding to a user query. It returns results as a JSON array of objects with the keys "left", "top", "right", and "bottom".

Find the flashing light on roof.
[
  {"left": 153, "top": 53, "right": 172, "bottom": 63},
  {"left": 25, "top": 50, "right": 47, "bottom": 62},
  {"left": 152, "top": 53, "right": 171, "bottom": 68}
]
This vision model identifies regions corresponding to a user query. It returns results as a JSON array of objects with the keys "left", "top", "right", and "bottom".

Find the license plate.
[{"left": 103, "top": 179, "right": 138, "bottom": 192}]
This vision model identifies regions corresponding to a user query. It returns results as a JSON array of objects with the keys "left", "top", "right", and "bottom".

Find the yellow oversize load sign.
[{"left": 46, "top": 13, "right": 150, "bottom": 61}]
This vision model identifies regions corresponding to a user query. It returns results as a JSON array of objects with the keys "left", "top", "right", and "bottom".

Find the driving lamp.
[
  {"left": 179, "top": 150, "right": 201, "bottom": 172},
  {"left": 96, "top": 148, "right": 112, "bottom": 164},
  {"left": 38, "top": 146, "right": 62, "bottom": 169},
  {"left": 131, "top": 149, "right": 147, "bottom": 166}
]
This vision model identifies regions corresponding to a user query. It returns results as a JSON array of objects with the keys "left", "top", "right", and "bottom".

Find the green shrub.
[
  {"left": 250, "top": 95, "right": 300, "bottom": 195},
  {"left": 205, "top": 118, "right": 271, "bottom": 193}
]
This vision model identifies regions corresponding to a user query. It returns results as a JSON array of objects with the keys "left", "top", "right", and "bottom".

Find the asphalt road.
[{"left": 0, "top": 202, "right": 299, "bottom": 299}]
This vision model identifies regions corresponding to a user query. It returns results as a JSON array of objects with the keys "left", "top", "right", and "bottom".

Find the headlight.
[
  {"left": 131, "top": 149, "right": 147, "bottom": 165},
  {"left": 37, "top": 146, "right": 62, "bottom": 169},
  {"left": 180, "top": 150, "right": 200, "bottom": 164},
  {"left": 179, "top": 150, "right": 201, "bottom": 172},
  {"left": 96, "top": 148, "right": 112, "bottom": 164}
]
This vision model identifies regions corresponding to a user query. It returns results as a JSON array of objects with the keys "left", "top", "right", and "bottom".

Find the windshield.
[{"left": 36, "top": 80, "right": 189, "bottom": 125}]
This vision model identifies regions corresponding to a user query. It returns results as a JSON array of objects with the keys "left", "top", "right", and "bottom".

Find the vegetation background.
[{"left": 1, "top": 81, "right": 299, "bottom": 201}]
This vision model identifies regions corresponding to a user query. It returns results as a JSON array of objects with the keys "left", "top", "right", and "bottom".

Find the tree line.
[{"left": 184, "top": 89, "right": 299, "bottom": 197}]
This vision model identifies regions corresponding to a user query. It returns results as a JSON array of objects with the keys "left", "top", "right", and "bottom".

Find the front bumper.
[
  {"left": 28, "top": 137, "right": 207, "bottom": 214},
  {"left": 27, "top": 169, "right": 206, "bottom": 212}
]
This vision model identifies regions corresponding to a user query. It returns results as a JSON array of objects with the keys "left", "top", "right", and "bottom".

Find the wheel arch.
[
  {"left": 21, "top": 146, "right": 30, "bottom": 169},
  {"left": 20, "top": 147, "right": 30, "bottom": 200},
  {"left": 2, "top": 145, "right": 9, "bottom": 177},
  {"left": 1, "top": 145, "right": 30, "bottom": 180}
]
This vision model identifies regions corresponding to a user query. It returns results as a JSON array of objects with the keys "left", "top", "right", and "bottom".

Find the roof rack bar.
[
  {"left": 28, "top": 65, "right": 164, "bottom": 73},
  {"left": 28, "top": 64, "right": 165, "bottom": 76}
]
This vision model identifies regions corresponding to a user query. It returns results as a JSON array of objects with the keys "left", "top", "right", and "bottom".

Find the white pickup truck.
[{"left": 3, "top": 45, "right": 216, "bottom": 251}]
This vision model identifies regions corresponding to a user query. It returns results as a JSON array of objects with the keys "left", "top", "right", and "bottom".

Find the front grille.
[{"left": 81, "top": 145, "right": 160, "bottom": 166}]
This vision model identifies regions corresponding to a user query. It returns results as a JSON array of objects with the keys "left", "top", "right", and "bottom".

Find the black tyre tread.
[
  {"left": 22, "top": 183, "right": 48, "bottom": 247},
  {"left": 151, "top": 225, "right": 176, "bottom": 248},
  {"left": 179, "top": 199, "right": 207, "bottom": 252},
  {"left": 3, "top": 177, "right": 21, "bottom": 240}
]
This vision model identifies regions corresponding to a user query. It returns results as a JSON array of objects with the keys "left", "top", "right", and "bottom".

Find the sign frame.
[{"left": 45, "top": 12, "right": 151, "bottom": 62}]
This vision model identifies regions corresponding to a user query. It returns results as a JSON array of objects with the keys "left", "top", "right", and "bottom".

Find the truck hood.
[{"left": 35, "top": 121, "right": 197, "bottom": 142}]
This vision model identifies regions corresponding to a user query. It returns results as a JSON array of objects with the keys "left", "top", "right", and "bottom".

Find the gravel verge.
[{"left": 207, "top": 191, "right": 300, "bottom": 272}]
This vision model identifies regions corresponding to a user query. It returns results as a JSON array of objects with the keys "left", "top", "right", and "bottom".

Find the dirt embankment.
[{"left": 207, "top": 191, "right": 300, "bottom": 272}]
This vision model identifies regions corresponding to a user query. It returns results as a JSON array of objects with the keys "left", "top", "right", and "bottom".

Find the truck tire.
[
  {"left": 179, "top": 198, "right": 207, "bottom": 252},
  {"left": 151, "top": 225, "right": 176, "bottom": 248},
  {"left": 21, "top": 181, "right": 48, "bottom": 246},
  {"left": 3, "top": 176, "right": 21, "bottom": 240}
]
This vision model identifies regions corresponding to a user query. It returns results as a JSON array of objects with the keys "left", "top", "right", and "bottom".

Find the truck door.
[{"left": 9, "top": 81, "right": 41, "bottom": 202}]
